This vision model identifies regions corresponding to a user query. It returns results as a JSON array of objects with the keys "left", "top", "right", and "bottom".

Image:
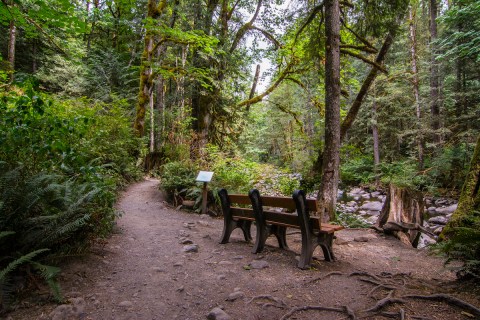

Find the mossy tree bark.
[
  {"left": 441, "top": 134, "right": 480, "bottom": 238},
  {"left": 134, "top": 0, "right": 167, "bottom": 137}
]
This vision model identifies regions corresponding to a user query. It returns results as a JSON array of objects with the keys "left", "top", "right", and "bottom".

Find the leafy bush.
[
  {"left": 340, "top": 155, "right": 375, "bottom": 185},
  {"left": 277, "top": 175, "right": 301, "bottom": 196},
  {"left": 159, "top": 160, "right": 198, "bottom": 198}
]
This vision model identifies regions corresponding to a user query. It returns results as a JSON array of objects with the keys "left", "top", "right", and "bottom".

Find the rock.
[
  {"left": 361, "top": 194, "right": 371, "bottom": 200},
  {"left": 428, "top": 216, "right": 448, "bottom": 225},
  {"left": 347, "top": 201, "right": 358, "bottom": 207},
  {"left": 335, "top": 237, "right": 349, "bottom": 245},
  {"left": 152, "top": 267, "right": 165, "bottom": 272},
  {"left": 226, "top": 291, "right": 245, "bottom": 301},
  {"left": 180, "top": 238, "right": 193, "bottom": 244},
  {"left": 119, "top": 300, "right": 133, "bottom": 308},
  {"left": 217, "top": 274, "right": 226, "bottom": 280},
  {"left": 249, "top": 260, "right": 269, "bottom": 269},
  {"left": 183, "top": 222, "right": 196, "bottom": 229},
  {"left": 427, "top": 206, "right": 437, "bottom": 213},
  {"left": 433, "top": 226, "right": 444, "bottom": 235},
  {"left": 349, "top": 187, "right": 364, "bottom": 195},
  {"left": 367, "top": 210, "right": 380, "bottom": 217},
  {"left": 435, "top": 204, "right": 458, "bottom": 215},
  {"left": 183, "top": 244, "right": 199, "bottom": 253},
  {"left": 435, "top": 199, "right": 448, "bottom": 206},
  {"left": 371, "top": 191, "right": 381, "bottom": 198},
  {"left": 173, "top": 261, "right": 184, "bottom": 267},
  {"left": 345, "top": 206, "right": 357, "bottom": 213},
  {"left": 233, "top": 255, "right": 244, "bottom": 260},
  {"left": 358, "top": 210, "right": 368, "bottom": 216},
  {"left": 198, "top": 220, "right": 210, "bottom": 227},
  {"left": 50, "top": 298, "right": 86, "bottom": 320},
  {"left": 207, "top": 307, "right": 231, "bottom": 320},
  {"left": 218, "top": 260, "right": 233, "bottom": 265},
  {"left": 354, "top": 236, "right": 371, "bottom": 242},
  {"left": 182, "top": 200, "right": 195, "bottom": 208},
  {"left": 360, "top": 201, "right": 383, "bottom": 211}
]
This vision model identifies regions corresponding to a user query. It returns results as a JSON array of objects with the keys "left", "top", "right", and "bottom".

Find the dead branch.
[
  {"left": 308, "top": 271, "right": 344, "bottom": 284},
  {"left": 402, "top": 294, "right": 480, "bottom": 318},
  {"left": 382, "top": 221, "right": 438, "bottom": 240},
  {"left": 280, "top": 305, "right": 357, "bottom": 320},
  {"left": 246, "top": 64, "right": 261, "bottom": 111},
  {"left": 340, "top": 44, "right": 377, "bottom": 54}
]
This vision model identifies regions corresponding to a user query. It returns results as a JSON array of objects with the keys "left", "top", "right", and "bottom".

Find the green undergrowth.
[{"left": 0, "top": 80, "right": 142, "bottom": 311}]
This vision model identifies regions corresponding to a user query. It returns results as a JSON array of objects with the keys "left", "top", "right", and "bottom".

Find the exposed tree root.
[
  {"left": 308, "top": 271, "right": 344, "bottom": 283},
  {"left": 349, "top": 271, "right": 382, "bottom": 282},
  {"left": 363, "top": 292, "right": 406, "bottom": 313},
  {"left": 357, "top": 278, "right": 397, "bottom": 297},
  {"left": 280, "top": 305, "right": 357, "bottom": 320},
  {"left": 246, "top": 294, "right": 288, "bottom": 308},
  {"left": 402, "top": 294, "right": 480, "bottom": 318}
]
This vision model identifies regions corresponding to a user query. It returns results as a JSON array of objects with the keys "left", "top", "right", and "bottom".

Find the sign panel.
[{"left": 196, "top": 171, "right": 214, "bottom": 182}]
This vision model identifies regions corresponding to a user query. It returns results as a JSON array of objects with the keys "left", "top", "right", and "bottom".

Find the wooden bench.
[{"left": 218, "top": 188, "right": 344, "bottom": 269}]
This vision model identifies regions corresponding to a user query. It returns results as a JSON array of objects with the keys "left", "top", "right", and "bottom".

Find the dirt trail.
[{"left": 8, "top": 179, "right": 479, "bottom": 320}]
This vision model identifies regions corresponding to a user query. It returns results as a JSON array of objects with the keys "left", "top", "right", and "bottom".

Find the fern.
[
  {"left": 31, "top": 262, "right": 62, "bottom": 302},
  {"left": 0, "top": 249, "right": 49, "bottom": 283}
]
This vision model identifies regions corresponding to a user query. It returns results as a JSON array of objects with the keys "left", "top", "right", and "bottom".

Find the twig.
[
  {"left": 246, "top": 294, "right": 288, "bottom": 308},
  {"left": 280, "top": 305, "right": 357, "bottom": 320},
  {"left": 308, "top": 271, "right": 344, "bottom": 284}
]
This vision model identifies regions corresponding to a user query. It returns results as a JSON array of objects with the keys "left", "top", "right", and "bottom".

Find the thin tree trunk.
[
  {"left": 247, "top": 64, "right": 261, "bottom": 111},
  {"left": 317, "top": 0, "right": 341, "bottom": 221},
  {"left": 149, "top": 86, "right": 155, "bottom": 153},
  {"left": 372, "top": 85, "right": 380, "bottom": 185},
  {"left": 8, "top": 19, "right": 16, "bottom": 82},
  {"left": 429, "top": 0, "right": 440, "bottom": 142},
  {"left": 409, "top": 7, "right": 424, "bottom": 169},
  {"left": 32, "top": 39, "right": 37, "bottom": 73}
]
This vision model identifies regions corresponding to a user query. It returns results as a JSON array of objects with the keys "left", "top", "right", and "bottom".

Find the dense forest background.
[{"left": 0, "top": 0, "right": 479, "bottom": 309}]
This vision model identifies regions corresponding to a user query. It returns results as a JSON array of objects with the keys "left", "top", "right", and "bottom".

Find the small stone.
[
  {"left": 180, "top": 238, "right": 194, "bottom": 244},
  {"left": 217, "top": 274, "right": 226, "bottom": 280},
  {"left": 226, "top": 291, "right": 245, "bottom": 301},
  {"left": 119, "top": 300, "right": 133, "bottom": 308},
  {"left": 183, "top": 222, "right": 196, "bottom": 229},
  {"left": 249, "top": 260, "right": 269, "bottom": 269},
  {"left": 173, "top": 261, "right": 184, "bottom": 267},
  {"left": 177, "top": 286, "right": 185, "bottom": 292},
  {"left": 182, "top": 244, "right": 199, "bottom": 253},
  {"left": 197, "top": 220, "right": 209, "bottom": 226},
  {"left": 433, "top": 226, "right": 444, "bottom": 235},
  {"left": 207, "top": 307, "right": 231, "bottom": 320},
  {"left": 232, "top": 255, "right": 244, "bottom": 260},
  {"left": 354, "top": 236, "right": 370, "bottom": 242},
  {"left": 218, "top": 260, "right": 233, "bottom": 265},
  {"left": 152, "top": 267, "right": 165, "bottom": 272}
]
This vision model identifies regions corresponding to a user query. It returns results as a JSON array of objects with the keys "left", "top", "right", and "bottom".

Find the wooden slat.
[
  {"left": 228, "top": 194, "right": 251, "bottom": 205},
  {"left": 264, "top": 210, "right": 299, "bottom": 227},
  {"left": 260, "top": 196, "right": 296, "bottom": 210},
  {"left": 305, "top": 198, "right": 318, "bottom": 212},
  {"left": 231, "top": 207, "right": 255, "bottom": 220}
]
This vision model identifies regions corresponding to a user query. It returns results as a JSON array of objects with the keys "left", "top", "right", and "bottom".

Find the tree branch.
[
  {"left": 237, "top": 61, "right": 294, "bottom": 107},
  {"left": 229, "top": 0, "right": 263, "bottom": 52},
  {"left": 340, "top": 48, "right": 387, "bottom": 73},
  {"left": 250, "top": 26, "right": 282, "bottom": 49},
  {"left": 294, "top": 2, "right": 324, "bottom": 43},
  {"left": 340, "top": 44, "right": 377, "bottom": 54}
]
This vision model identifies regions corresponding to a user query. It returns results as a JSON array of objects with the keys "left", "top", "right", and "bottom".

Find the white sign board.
[{"left": 196, "top": 171, "right": 214, "bottom": 182}]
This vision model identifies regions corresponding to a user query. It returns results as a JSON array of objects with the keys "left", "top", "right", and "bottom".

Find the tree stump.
[{"left": 376, "top": 184, "right": 424, "bottom": 247}]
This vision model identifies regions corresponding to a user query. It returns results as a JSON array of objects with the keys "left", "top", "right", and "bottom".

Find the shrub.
[{"left": 159, "top": 161, "right": 198, "bottom": 199}]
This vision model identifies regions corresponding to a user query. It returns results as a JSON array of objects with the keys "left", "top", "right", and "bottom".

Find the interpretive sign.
[{"left": 196, "top": 171, "right": 214, "bottom": 182}]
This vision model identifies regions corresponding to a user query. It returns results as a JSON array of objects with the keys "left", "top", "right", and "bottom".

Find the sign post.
[{"left": 195, "top": 171, "right": 214, "bottom": 215}]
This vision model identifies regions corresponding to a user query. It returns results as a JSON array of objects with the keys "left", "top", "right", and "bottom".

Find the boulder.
[
  {"left": 435, "top": 204, "right": 458, "bottom": 215},
  {"left": 428, "top": 216, "right": 448, "bottom": 225},
  {"left": 359, "top": 201, "right": 383, "bottom": 211}
]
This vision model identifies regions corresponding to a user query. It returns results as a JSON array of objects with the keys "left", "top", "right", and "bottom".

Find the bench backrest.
[{"left": 228, "top": 194, "right": 318, "bottom": 212}]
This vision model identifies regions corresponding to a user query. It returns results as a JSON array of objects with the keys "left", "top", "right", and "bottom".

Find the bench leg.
[
  {"left": 220, "top": 219, "right": 252, "bottom": 244},
  {"left": 271, "top": 225, "right": 288, "bottom": 249},
  {"left": 317, "top": 233, "right": 335, "bottom": 261},
  {"left": 252, "top": 223, "right": 269, "bottom": 253}
]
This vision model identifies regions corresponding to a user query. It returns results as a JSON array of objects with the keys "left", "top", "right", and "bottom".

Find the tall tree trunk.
[
  {"left": 8, "top": 19, "right": 16, "bottom": 82},
  {"left": 134, "top": 0, "right": 166, "bottom": 137},
  {"left": 429, "top": 0, "right": 440, "bottom": 142},
  {"left": 409, "top": 6, "right": 424, "bottom": 169},
  {"left": 317, "top": 0, "right": 341, "bottom": 221},
  {"left": 372, "top": 85, "right": 380, "bottom": 186}
]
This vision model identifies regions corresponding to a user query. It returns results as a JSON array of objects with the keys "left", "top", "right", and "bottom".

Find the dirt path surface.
[{"left": 7, "top": 179, "right": 480, "bottom": 320}]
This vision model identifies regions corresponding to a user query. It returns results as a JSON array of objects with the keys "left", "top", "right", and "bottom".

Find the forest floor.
[{"left": 6, "top": 179, "right": 480, "bottom": 320}]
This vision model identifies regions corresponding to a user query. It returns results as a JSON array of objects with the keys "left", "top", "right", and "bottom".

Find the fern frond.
[
  {"left": 31, "top": 262, "right": 63, "bottom": 302},
  {"left": 0, "top": 249, "right": 49, "bottom": 282},
  {"left": 56, "top": 214, "right": 91, "bottom": 238},
  {"left": 0, "top": 231, "right": 15, "bottom": 241}
]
